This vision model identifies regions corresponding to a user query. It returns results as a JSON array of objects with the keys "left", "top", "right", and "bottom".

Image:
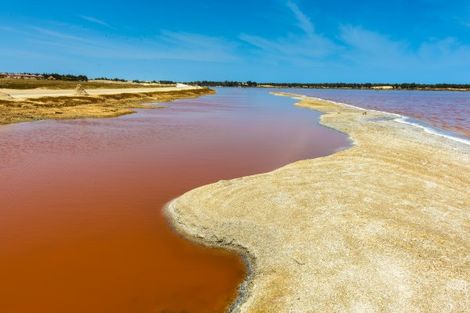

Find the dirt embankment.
[{"left": 0, "top": 87, "right": 214, "bottom": 126}]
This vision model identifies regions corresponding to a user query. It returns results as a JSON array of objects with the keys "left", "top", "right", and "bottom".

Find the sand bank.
[
  {"left": 1, "top": 86, "right": 195, "bottom": 99},
  {"left": 0, "top": 86, "right": 212, "bottom": 125},
  {"left": 167, "top": 92, "right": 470, "bottom": 312}
]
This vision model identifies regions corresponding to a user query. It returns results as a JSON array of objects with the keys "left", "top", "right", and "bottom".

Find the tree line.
[
  {"left": 38, "top": 73, "right": 87, "bottom": 81},
  {"left": 185, "top": 81, "right": 470, "bottom": 90},
  {"left": 2, "top": 73, "right": 467, "bottom": 90}
]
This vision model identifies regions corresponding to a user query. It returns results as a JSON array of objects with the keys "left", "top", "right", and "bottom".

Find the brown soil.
[{"left": 0, "top": 88, "right": 214, "bottom": 125}]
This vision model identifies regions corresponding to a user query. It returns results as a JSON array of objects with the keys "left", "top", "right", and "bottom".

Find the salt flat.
[{"left": 167, "top": 93, "right": 470, "bottom": 312}]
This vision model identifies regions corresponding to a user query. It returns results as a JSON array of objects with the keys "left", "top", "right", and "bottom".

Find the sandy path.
[
  {"left": 167, "top": 93, "right": 470, "bottom": 312},
  {"left": 1, "top": 86, "right": 198, "bottom": 99}
]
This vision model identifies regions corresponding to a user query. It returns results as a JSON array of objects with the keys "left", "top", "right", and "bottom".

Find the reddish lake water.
[
  {"left": 0, "top": 88, "right": 349, "bottom": 313},
  {"left": 287, "top": 88, "right": 470, "bottom": 138}
]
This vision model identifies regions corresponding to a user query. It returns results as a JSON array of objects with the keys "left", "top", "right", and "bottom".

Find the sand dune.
[{"left": 167, "top": 93, "right": 470, "bottom": 312}]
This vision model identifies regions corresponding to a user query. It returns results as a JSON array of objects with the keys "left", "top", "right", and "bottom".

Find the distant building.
[
  {"left": 371, "top": 85, "right": 394, "bottom": 90},
  {"left": 0, "top": 73, "right": 44, "bottom": 79}
]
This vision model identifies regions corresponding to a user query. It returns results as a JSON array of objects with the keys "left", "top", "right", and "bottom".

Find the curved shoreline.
[
  {"left": 164, "top": 200, "right": 257, "bottom": 313},
  {"left": 298, "top": 94, "right": 470, "bottom": 146},
  {"left": 166, "top": 92, "right": 470, "bottom": 312}
]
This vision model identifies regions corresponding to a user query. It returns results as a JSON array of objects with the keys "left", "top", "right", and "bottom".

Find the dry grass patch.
[{"left": 0, "top": 78, "right": 174, "bottom": 90}]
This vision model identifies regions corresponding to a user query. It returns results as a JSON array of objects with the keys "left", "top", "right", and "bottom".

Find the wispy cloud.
[
  {"left": 286, "top": 0, "right": 314, "bottom": 35},
  {"left": 7, "top": 23, "right": 238, "bottom": 63},
  {"left": 79, "top": 15, "right": 112, "bottom": 28},
  {"left": 157, "top": 31, "right": 239, "bottom": 61},
  {"left": 0, "top": 25, "right": 31, "bottom": 36},
  {"left": 338, "top": 25, "right": 410, "bottom": 68},
  {"left": 238, "top": 1, "right": 470, "bottom": 81},
  {"left": 1, "top": 1, "right": 469, "bottom": 82},
  {"left": 338, "top": 24, "right": 470, "bottom": 78},
  {"left": 240, "top": 1, "right": 338, "bottom": 63},
  {"left": 240, "top": 33, "right": 336, "bottom": 60},
  {"left": 31, "top": 26, "right": 90, "bottom": 43}
]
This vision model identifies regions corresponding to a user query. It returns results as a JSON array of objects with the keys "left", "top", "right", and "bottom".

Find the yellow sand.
[
  {"left": 1, "top": 85, "right": 196, "bottom": 100},
  {"left": 167, "top": 93, "right": 470, "bottom": 312},
  {"left": 0, "top": 86, "right": 212, "bottom": 125}
]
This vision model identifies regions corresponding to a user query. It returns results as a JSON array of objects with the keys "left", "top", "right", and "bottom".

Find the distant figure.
[
  {"left": 0, "top": 91, "right": 13, "bottom": 100},
  {"left": 74, "top": 84, "right": 89, "bottom": 96},
  {"left": 362, "top": 111, "right": 367, "bottom": 116}
]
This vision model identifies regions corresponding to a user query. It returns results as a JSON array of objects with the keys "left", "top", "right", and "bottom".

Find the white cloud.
[
  {"left": 158, "top": 31, "right": 239, "bottom": 61},
  {"left": 339, "top": 25, "right": 406, "bottom": 54},
  {"left": 286, "top": 0, "right": 315, "bottom": 35},
  {"left": 338, "top": 24, "right": 470, "bottom": 78},
  {"left": 239, "top": 1, "right": 339, "bottom": 63},
  {"left": 31, "top": 26, "right": 90, "bottom": 43},
  {"left": 79, "top": 15, "right": 112, "bottom": 28},
  {"left": 240, "top": 32, "right": 336, "bottom": 60},
  {"left": 15, "top": 24, "right": 239, "bottom": 62},
  {"left": 239, "top": 3, "right": 470, "bottom": 81},
  {"left": 2, "top": 2, "right": 469, "bottom": 82},
  {"left": 338, "top": 25, "right": 411, "bottom": 68}
]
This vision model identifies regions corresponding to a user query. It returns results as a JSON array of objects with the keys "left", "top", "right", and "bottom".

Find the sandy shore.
[
  {"left": 167, "top": 93, "right": 470, "bottom": 312},
  {"left": 1, "top": 86, "right": 195, "bottom": 99},
  {"left": 0, "top": 86, "right": 213, "bottom": 125}
]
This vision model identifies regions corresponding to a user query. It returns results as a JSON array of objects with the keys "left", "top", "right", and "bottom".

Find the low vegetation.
[
  {"left": 0, "top": 78, "right": 175, "bottom": 90},
  {"left": 4, "top": 72, "right": 467, "bottom": 91},
  {"left": 187, "top": 81, "right": 470, "bottom": 91}
]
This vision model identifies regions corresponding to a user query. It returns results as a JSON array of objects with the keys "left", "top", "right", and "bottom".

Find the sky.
[{"left": 1, "top": 0, "right": 470, "bottom": 83}]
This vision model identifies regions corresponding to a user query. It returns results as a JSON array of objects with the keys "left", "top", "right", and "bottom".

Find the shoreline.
[
  {"left": 0, "top": 86, "right": 191, "bottom": 99},
  {"left": 164, "top": 200, "right": 257, "bottom": 313},
  {"left": 190, "top": 84, "right": 470, "bottom": 92},
  {"left": 296, "top": 94, "right": 470, "bottom": 146},
  {"left": 166, "top": 92, "right": 470, "bottom": 312},
  {"left": 0, "top": 86, "right": 214, "bottom": 126}
]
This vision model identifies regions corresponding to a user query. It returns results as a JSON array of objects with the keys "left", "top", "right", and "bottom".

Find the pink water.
[
  {"left": 286, "top": 89, "right": 470, "bottom": 138},
  {"left": 0, "top": 88, "right": 349, "bottom": 313}
]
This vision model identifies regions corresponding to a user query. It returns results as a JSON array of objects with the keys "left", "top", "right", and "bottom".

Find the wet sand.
[
  {"left": 285, "top": 88, "right": 470, "bottom": 138},
  {"left": 168, "top": 92, "right": 470, "bottom": 312},
  {"left": 0, "top": 88, "right": 349, "bottom": 312}
]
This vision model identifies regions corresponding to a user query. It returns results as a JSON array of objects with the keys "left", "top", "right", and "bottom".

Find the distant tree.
[
  {"left": 94, "top": 77, "right": 127, "bottom": 82},
  {"left": 42, "top": 73, "right": 88, "bottom": 81},
  {"left": 181, "top": 80, "right": 470, "bottom": 90}
]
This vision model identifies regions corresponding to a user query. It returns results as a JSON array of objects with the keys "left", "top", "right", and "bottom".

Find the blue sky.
[{"left": 1, "top": 0, "right": 469, "bottom": 83}]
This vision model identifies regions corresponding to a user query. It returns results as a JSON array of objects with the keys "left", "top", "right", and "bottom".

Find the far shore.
[
  {"left": 167, "top": 92, "right": 470, "bottom": 312},
  {"left": 186, "top": 81, "right": 470, "bottom": 91},
  {"left": 0, "top": 85, "right": 214, "bottom": 126},
  {"left": 257, "top": 85, "right": 470, "bottom": 92}
]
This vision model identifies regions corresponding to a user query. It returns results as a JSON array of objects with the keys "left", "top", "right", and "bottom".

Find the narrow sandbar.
[{"left": 167, "top": 92, "right": 470, "bottom": 312}]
